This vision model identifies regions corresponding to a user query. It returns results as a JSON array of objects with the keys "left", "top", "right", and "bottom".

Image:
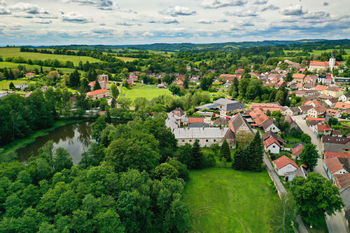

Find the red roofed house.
[
  {"left": 86, "top": 89, "right": 110, "bottom": 100},
  {"left": 324, "top": 157, "right": 347, "bottom": 180},
  {"left": 307, "top": 106, "right": 326, "bottom": 118},
  {"left": 235, "top": 68, "right": 244, "bottom": 73},
  {"left": 317, "top": 124, "right": 332, "bottom": 136},
  {"left": 314, "top": 85, "right": 328, "bottom": 91},
  {"left": 264, "top": 137, "right": 281, "bottom": 154},
  {"left": 292, "top": 73, "right": 306, "bottom": 83},
  {"left": 335, "top": 102, "right": 350, "bottom": 110},
  {"left": 229, "top": 114, "right": 254, "bottom": 134},
  {"left": 25, "top": 72, "right": 36, "bottom": 78},
  {"left": 325, "top": 151, "right": 350, "bottom": 160},
  {"left": 273, "top": 155, "right": 299, "bottom": 176},
  {"left": 292, "top": 143, "right": 304, "bottom": 160}
]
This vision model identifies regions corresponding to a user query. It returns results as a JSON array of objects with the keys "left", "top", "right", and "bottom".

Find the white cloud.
[
  {"left": 142, "top": 32, "right": 154, "bottom": 37},
  {"left": 162, "top": 6, "right": 196, "bottom": 17},
  {"left": 201, "top": 0, "right": 247, "bottom": 9},
  {"left": 0, "top": 0, "right": 7, "bottom": 6},
  {"left": 0, "top": 6, "right": 10, "bottom": 15},
  {"left": 225, "top": 10, "right": 257, "bottom": 17},
  {"left": 254, "top": 0, "right": 268, "bottom": 5},
  {"left": 65, "top": 0, "right": 116, "bottom": 10},
  {"left": 62, "top": 12, "right": 92, "bottom": 23},
  {"left": 261, "top": 4, "right": 279, "bottom": 12},
  {"left": 280, "top": 5, "right": 305, "bottom": 16}
]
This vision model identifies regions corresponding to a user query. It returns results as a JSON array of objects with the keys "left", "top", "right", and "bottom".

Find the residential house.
[
  {"left": 25, "top": 72, "right": 36, "bottom": 78},
  {"left": 335, "top": 102, "right": 350, "bottom": 110},
  {"left": 292, "top": 73, "right": 305, "bottom": 83},
  {"left": 324, "top": 157, "right": 348, "bottom": 180},
  {"left": 314, "top": 85, "right": 328, "bottom": 92},
  {"left": 264, "top": 137, "right": 282, "bottom": 154},
  {"left": 323, "top": 86, "right": 343, "bottom": 98},
  {"left": 282, "top": 107, "right": 294, "bottom": 116},
  {"left": 229, "top": 114, "right": 254, "bottom": 134},
  {"left": 317, "top": 124, "right": 332, "bottom": 136},
  {"left": 165, "top": 108, "right": 188, "bottom": 130},
  {"left": 86, "top": 89, "right": 110, "bottom": 100},
  {"left": 339, "top": 93, "right": 350, "bottom": 102},
  {"left": 326, "top": 109, "right": 341, "bottom": 119},
  {"left": 292, "top": 143, "right": 304, "bottom": 160},
  {"left": 304, "top": 75, "right": 318, "bottom": 85},
  {"left": 263, "top": 131, "right": 285, "bottom": 146},
  {"left": 173, "top": 127, "right": 235, "bottom": 147},
  {"left": 212, "top": 118, "right": 230, "bottom": 127},
  {"left": 325, "top": 151, "right": 350, "bottom": 159},
  {"left": 305, "top": 100, "right": 320, "bottom": 107},
  {"left": 323, "top": 136, "right": 350, "bottom": 154},
  {"left": 273, "top": 155, "right": 299, "bottom": 176},
  {"left": 333, "top": 130, "right": 343, "bottom": 137},
  {"left": 325, "top": 98, "right": 338, "bottom": 107},
  {"left": 307, "top": 106, "right": 326, "bottom": 118},
  {"left": 298, "top": 105, "right": 313, "bottom": 114},
  {"left": 195, "top": 98, "right": 245, "bottom": 117},
  {"left": 248, "top": 108, "right": 280, "bottom": 133},
  {"left": 285, "top": 167, "right": 307, "bottom": 181},
  {"left": 15, "top": 83, "right": 28, "bottom": 90},
  {"left": 306, "top": 117, "right": 326, "bottom": 133}
]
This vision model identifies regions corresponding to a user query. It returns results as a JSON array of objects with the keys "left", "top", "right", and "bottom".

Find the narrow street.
[{"left": 292, "top": 115, "right": 349, "bottom": 233}]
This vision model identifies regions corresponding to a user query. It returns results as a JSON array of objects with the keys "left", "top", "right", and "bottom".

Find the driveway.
[{"left": 292, "top": 115, "right": 349, "bottom": 233}]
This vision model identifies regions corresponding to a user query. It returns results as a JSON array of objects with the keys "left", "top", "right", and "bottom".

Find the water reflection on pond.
[{"left": 17, "top": 122, "right": 93, "bottom": 164}]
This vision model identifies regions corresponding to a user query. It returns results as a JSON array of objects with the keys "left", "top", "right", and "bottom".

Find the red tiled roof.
[
  {"left": 188, "top": 117, "right": 204, "bottom": 124},
  {"left": 249, "top": 108, "right": 269, "bottom": 126},
  {"left": 293, "top": 73, "right": 305, "bottom": 79},
  {"left": 306, "top": 117, "right": 326, "bottom": 121},
  {"left": 264, "top": 137, "right": 281, "bottom": 148},
  {"left": 317, "top": 124, "right": 331, "bottom": 132},
  {"left": 310, "top": 61, "right": 341, "bottom": 67},
  {"left": 88, "top": 81, "right": 96, "bottom": 87},
  {"left": 315, "top": 85, "right": 328, "bottom": 91},
  {"left": 325, "top": 157, "right": 343, "bottom": 174},
  {"left": 273, "top": 155, "right": 298, "bottom": 170},
  {"left": 335, "top": 102, "right": 350, "bottom": 109},
  {"left": 86, "top": 89, "right": 109, "bottom": 96},
  {"left": 292, "top": 144, "right": 304, "bottom": 157},
  {"left": 325, "top": 151, "right": 350, "bottom": 159},
  {"left": 334, "top": 173, "right": 350, "bottom": 190}
]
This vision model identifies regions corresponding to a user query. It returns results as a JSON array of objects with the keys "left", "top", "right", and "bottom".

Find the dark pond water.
[{"left": 17, "top": 122, "right": 93, "bottom": 164}]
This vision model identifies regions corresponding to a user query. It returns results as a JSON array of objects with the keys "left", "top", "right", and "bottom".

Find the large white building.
[{"left": 309, "top": 56, "right": 340, "bottom": 72}]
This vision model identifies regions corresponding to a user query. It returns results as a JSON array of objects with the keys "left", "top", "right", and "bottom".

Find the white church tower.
[{"left": 329, "top": 55, "right": 336, "bottom": 71}]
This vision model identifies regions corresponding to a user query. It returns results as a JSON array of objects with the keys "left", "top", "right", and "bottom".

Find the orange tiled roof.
[{"left": 273, "top": 155, "right": 298, "bottom": 170}]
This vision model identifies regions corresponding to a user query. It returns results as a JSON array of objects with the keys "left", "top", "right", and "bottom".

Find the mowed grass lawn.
[
  {"left": 0, "top": 47, "right": 101, "bottom": 66},
  {"left": 121, "top": 84, "right": 171, "bottom": 102},
  {"left": 0, "top": 79, "right": 36, "bottom": 90},
  {"left": 184, "top": 168, "right": 279, "bottom": 233}
]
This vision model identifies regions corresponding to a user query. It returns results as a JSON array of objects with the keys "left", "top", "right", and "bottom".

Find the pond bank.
[{"left": 0, "top": 119, "right": 86, "bottom": 160}]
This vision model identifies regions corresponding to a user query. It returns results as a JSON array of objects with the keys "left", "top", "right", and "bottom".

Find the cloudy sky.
[{"left": 0, "top": 0, "right": 349, "bottom": 45}]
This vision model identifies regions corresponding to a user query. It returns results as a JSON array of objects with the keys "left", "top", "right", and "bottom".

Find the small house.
[{"left": 273, "top": 155, "right": 299, "bottom": 176}]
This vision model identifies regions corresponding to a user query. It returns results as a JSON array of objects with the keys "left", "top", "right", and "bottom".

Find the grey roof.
[
  {"left": 188, "top": 123, "right": 210, "bottom": 128},
  {"left": 173, "top": 127, "right": 229, "bottom": 139},
  {"left": 213, "top": 118, "right": 230, "bottom": 126},
  {"left": 261, "top": 118, "right": 274, "bottom": 130},
  {"left": 230, "top": 114, "right": 253, "bottom": 133},
  {"left": 195, "top": 103, "right": 219, "bottom": 110},
  {"left": 214, "top": 98, "right": 246, "bottom": 112}
]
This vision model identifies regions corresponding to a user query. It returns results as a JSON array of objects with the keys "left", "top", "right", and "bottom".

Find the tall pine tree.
[
  {"left": 220, "top": 140, "right": 232, "bottom": 162},
  {"left": 94, "top": 79, "right": 101, "bottom": 90},
  {"left": 232, "top": 147, "right": 247, "bottom": 170},
  {"left": 192, "top": 140, "right": 203, "bottom": 169},
  {"left": 251, "top": 131, "right": 263, "bottom": 171}
]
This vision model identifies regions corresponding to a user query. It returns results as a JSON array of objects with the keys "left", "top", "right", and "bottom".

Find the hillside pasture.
[
  {"left": 0, "top": 47, "right": 101, "bottom": 66},
  {"left": 0, "top": 61, "right": 75, "bottom": 73},
  {"left": 184, "top": 168, "right": 279, "bottom": 233}
]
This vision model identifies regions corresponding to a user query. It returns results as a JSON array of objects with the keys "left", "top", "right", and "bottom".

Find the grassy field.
[
  {"left": 184, "top": 168, "right": 279, "bottom": 233},
  {"left": 0, "top": 47, "right": 101, "bottom": 66},
  {"left": 0, "top": 79, "right": 37, "bottom": 90},
  {"left": 0, "top": 61, "right": 75, "bottom": 73},
  {"left": 121, "top": 84, "right": 171, "bottom": 102}
]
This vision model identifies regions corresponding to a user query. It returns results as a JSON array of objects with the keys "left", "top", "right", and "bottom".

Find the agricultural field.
[
  {"left": 121, "top": 84, "right": 171, "bottom": 102},
  {"left": 0, "top": 47, "right": 101, "bottom": 66},
  {"left": 184, "top": 168, "right": 279, "bottom": 233},
  {"left": 0, "top": 61, "right": 75, "bottom": 73}
]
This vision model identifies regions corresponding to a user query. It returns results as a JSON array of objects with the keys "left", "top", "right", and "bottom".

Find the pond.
[{"left": 17, "top": 122, "right": 93, "bottom": 164}]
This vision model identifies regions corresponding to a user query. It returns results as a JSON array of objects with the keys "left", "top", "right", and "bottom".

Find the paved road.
[{"left": 292, "top": 115, "right": 349, "bottom": 233}]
